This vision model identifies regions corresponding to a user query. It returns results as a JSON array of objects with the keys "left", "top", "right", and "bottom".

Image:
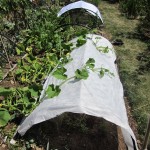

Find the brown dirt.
[
  {"left": 0, "top": 55, "right": 20, "bottom": 88},
  {"left": 124, "top": 97, "right": 142, "bottom": 149},
  {"left": 117, "top": 127, "right": 126, "bottom": 150},
  {"left": 0, "top": 54, "right": 34, "bottom": 88}
]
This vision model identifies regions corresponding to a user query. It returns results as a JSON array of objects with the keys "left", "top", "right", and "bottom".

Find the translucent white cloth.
[
  {"left": 57, "top": 0, "right": 103, "bottom": 23},
  {"left": 17, "top": 34, "right": 138, "bottom": 150}
]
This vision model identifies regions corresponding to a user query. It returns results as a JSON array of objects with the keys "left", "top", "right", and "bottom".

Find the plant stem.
[
  {"left": 0, "top": 35, "right": 16, "bottom": 84},
  {"left": 0, "top": 54, "right": 27, "bottom": 83},
  {"left": 59, "top": 76, "right": 75, "bottom": 87},
  {"left": 0, "top": 33, "right": 16, "bottom": 46},
  {"left": 0, "top": 36, "right": 13, "bottom": 68},
  {"left": 2, "top": 104, "right": 22, "bottom": 113}
]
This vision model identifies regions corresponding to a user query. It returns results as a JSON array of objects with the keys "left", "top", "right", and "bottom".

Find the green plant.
[
  {"left": 0, "top": 85, "right": 42, "bottom": 127},
  {"left": 137, "top": 0, "right": 150, "bottom": 39},
  {"left": 119, "top": 0, "right": 139, "bottom": 18},
  {"left": 119, "top": 0, "right": 149, "bottom": 19},
  {"left": 0, "top": 108, "right": 11, "bottom": 127},
  {"left": 88, "top": 0, "right": 101, "bottom": 6},
  {"left": 76, "top": 35, "right": 87, "bottom": 47},
  {"left": 15, "top": 53, "right": 59, "bottom": 84},
  {"left": 45, "top": 57, "right": 114, "bottom": 99}
]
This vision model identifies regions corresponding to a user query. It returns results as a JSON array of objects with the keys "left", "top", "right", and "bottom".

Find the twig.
[
  {"left": 0, "top": 54, "right": 27, "bottom": 83},
  {"left": 0, "top": 64, "right": 17, "bottom": 83},
  {"left": 0, "top": 35, "right": 16, "bottom": 83},
  {"left": 0, "top": 36, "right": 13, "bottom": 68},
  {"left": 0, "top": 33, "right": 16, "bottom": 46}
]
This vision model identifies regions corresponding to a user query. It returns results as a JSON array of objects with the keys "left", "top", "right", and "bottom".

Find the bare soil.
[{"left": 22, "top": 113, "right": 120, "bottom": 150}]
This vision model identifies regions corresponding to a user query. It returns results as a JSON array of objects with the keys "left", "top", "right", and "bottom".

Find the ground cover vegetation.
[
  {"left": 0, "top": 0, "right": 149, "bottom": 149},
  {"left": 100, "top": 0, "right": 150, "bottom": 146}
]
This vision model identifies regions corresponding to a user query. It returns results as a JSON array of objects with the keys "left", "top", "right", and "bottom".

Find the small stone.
[
  {"left": 10, "top": 139, "right": 16, "bottom": 145},
  {"left": 10, "top": 80, "right": 14, "bottom": 84},
  {"left": 137, "top": 140, "right": 141, "bottom": 144}
]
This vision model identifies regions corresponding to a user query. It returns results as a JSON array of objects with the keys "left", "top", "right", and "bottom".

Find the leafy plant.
[
  {"left": 0, "top": 85, "right": 42, "bottom": 126},
  {"left": 119, "top": 0, "right": 149, "bottom": 19},
  {"left": 0, "top": 108, "right": 11, "bottom": 127},
  {"left": 52, "top": 67, "right": 67, "bottom": 80},
  {"left": 85, "top": 58, "right": 95, "bottom": 69},
  {"left": 75, "top": 68, "right": 89, "bottom": 80},
  {"left": 46, "top": 84, "right": 61, "bottom": 98},
  {"left": 119, "top": 0, "right": 139, "bottom": 18},
  {"left": 76, "top": 35, "right": 87, "bottom": 47},
  {"left": 99, "top": 67, "right": 114, "bottom": 78},
  {"left": 137, "top": 0, "right": 150, "bottom": 39},
  {"left": 44, "top": 58, "right": 114, "bottom": 99},
  {"left": 97, "top": 46, "right": 112, "bottom": 53}
]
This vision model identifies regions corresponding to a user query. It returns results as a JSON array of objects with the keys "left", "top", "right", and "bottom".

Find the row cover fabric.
[
  {"left": 57, "top": 0, "right": 103, "bottom": 23},
  {"left": 17, "top": 34, "right": 138, "bottom": 150}
]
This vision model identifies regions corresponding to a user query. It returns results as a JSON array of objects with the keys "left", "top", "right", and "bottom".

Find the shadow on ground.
[{"left": 22, "top": 113, "right": 119, "bottom": 150}]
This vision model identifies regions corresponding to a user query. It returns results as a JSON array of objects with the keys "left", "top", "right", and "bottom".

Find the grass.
[{"left": 99, "top": 1, "right": 150, "bottom": 140}]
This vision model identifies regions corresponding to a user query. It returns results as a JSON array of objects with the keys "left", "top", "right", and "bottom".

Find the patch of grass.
[{"left": 100, "top": 0, "right": 150, "bottom": 140}]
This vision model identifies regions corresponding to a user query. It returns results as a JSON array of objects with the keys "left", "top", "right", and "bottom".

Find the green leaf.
[
  {"left": 99, "top": 69, "right": 105, "bottom": 78},
  {"left": 52, "top": 67, "right": 67, "bottom": 80},
  {"left": 16, "top": 47, "right": 21, "bottom": 55},
  {"left": 23, "top": 65, "right": 30, "bottom": 71},
  {"left": 46, "top": 84, "right": 61, "bottom": 98},
  {"left": 0, "top": 87, "right": 14, "bottom": 97},
  {"left": 0, "top": 108, "right": 11, "bottom": 127},
  {"left": 104, "top": 69, "right": 109, "bottom": 73},
  {"left": 22, "top": 87, "right": 29, "bottom": 91},
  {"left": 86, "top": 58, "right": 95, "bottom": 69},
  {"left": 33, "top": 63, "right": 41, "bottom": 70},
  {"left": 17, "top": 59, "right": 24, "bottom": 66},
  {"left": 62, "top": 42, "right": 73, "bottom": 51},
  {"left": 75, "top": 69, "right": 89, "bottom": 80},
  {"left": 20, "top": 97, "right": 29, "bottom": 103},
  {"left": 29, "top": 88, "right": 38, "bottom": 98},
  {"left": 99, "top": 68, "right": 114, "bottom": 78},
  {"left": 17, "top": 43, "right": 25, "bottom": 51},
  {"left": 25, "top": 57, "right": 32, "bottom": 63},
  {"left": 28, "top": 84, "right": 42, "bottom": 98},
  {"left": 76, "top": 29, "right": 88, "bottom": 37},
  {"left": 15, "top": 69, "right": 23, "bottom": 75},
  {"left": 97, "top": 46, "right": 110, "bottom": 53},
  {"left": 76, "top": 36, "right": 86, "bottom": 47},
  {"left": 103, "top": 47, "right": 109, "bottom": 53}
]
